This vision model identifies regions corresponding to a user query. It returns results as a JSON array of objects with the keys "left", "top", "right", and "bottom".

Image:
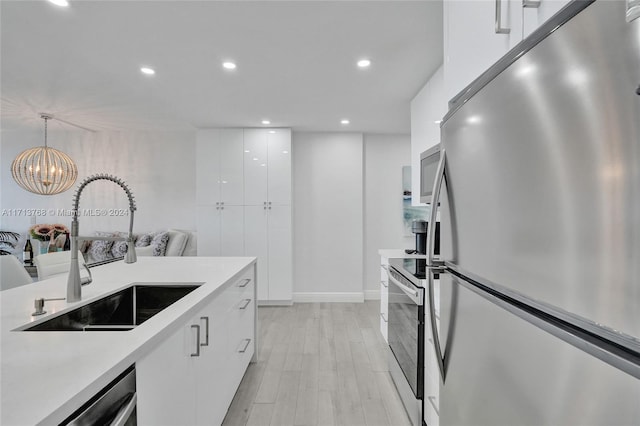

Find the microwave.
[{"left": 420, "top": 144, "right": 441, "bottom": 204}]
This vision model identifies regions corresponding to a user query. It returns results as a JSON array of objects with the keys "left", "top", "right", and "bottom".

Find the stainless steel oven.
[{"left": 387, "top": 258, "right": 426, "bottom": 426}]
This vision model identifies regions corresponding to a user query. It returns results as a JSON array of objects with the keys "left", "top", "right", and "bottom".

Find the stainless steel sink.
[{"left": 21, "top": 283, "right": 202, "bottom": 332}]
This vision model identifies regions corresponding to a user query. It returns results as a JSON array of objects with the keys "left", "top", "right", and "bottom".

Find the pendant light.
[{"left": 11, "top": 114, "right": 78, "bottom": 195}]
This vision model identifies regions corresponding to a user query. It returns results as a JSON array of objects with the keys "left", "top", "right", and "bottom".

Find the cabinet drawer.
[
  {"left": 229, "top": 267, "right": 254, "bottom": 297},
  {"left": 380, "top": 312, "right": 388, "bottom": 343},
  {"left": 380, "top": 265, "right": 389, "bottom": 281},
  {"left": 228, "top": 305, "right": 254, "bottom": 385},
  {"left": 380, "top": 281, "right": 388, "bottom": 315}
]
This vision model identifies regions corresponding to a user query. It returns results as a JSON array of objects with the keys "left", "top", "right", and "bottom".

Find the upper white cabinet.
[
  {"left": 243, "top": 129, "right": 292, "bottom": 206},
  {"left": 266, "top": 129, "right": 292, "bottom": 205},
  {"left": 196, "top": 129, "right": 244, "bottom": 206},
  {"left": 444, "top": 0, "right": 571, "bottom": 102}
]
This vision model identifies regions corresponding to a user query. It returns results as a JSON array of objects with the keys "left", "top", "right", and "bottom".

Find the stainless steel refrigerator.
[{"left": 424, "top": 0, "right": 640, "bottom": 424}]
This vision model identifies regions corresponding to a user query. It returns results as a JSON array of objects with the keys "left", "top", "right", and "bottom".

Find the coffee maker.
[{"left": 410, "top": 219, "right": 439, "bottom": 255}]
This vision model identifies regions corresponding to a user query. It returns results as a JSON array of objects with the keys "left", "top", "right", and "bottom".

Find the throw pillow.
[
  {"left": 135, "top": 233, "right": 152, "bottom": 247},
  {"left": 165, "top": 230, "right": 188, "bottom": 256},
  {"left": 150, "top": 232, "right": 170, "bottom": 256},
  {"left": 110, "top": 232, "right": 131, "bottom": 258},
  {"left": 87, "top": 231, "right": 115, "bottom": 262},
  {"left": 169, "top": 228, "right": 196, "bottom": 256}
]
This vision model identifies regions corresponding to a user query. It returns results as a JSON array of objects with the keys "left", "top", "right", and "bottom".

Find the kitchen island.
[{"left": 0, "top": 256, "right": 257, "bottom": 425}]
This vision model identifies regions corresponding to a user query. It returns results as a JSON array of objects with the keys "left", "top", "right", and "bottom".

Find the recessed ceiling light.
[
  {"left": 282, "top": 150, "right": 289, "bottom": 154},
  {"left": 341, "top": 119, "right": 350, "bottom": 125},
  {"left": 357, "top": 59, "right": 371, "bottom": 68},
  {"left": 48, "top": 0, "right": 69, "bottom": 6},
  {"left": 261, "top": 164, "right": 266, "bottom": 167},
  {"left": 269, "top": 130, "right": 276, "bottom": 134},
  {"left": 244, "top": 150, "right": 250, "bottom": 153},
  {"left": 223, "top": 62, "right": 237, "bottom": 70},
  {"left": 253, "top": 157, "right": 259, "bottom": 161},
  {"left": 140, "top": 67, "right": 155, "bottom": 75},
  {"left": 261, "top": 120, "right": 271, "bottom": 125},
  {"left": 434, "top": 120, "right": 442, "bottom": 124}
]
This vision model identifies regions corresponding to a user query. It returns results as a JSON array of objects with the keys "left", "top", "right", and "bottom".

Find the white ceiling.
[{"left": 0, "top": 0, "right": 443, "bottom": 134}]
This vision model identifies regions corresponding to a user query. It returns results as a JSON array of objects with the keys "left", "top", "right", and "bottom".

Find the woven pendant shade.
[{"left": 11, "top": 114, "right": 78, "bottom": 195}]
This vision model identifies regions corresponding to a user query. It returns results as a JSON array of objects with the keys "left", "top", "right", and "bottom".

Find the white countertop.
[
  {"left": 378, "top": 248, "right": 428, "bottom": 259},
  {"left": 0, "top": 256, "right": 256, "bottom": 426}
]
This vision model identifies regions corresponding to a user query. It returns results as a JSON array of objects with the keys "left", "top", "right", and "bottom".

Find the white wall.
[
  {"left": 292, "top": 132, "right": 364, "bottom": 301},
  {"left": 410, "top": 65, "right": 447, "bottom": 205},
  {"left": 0, "top": 129, "right": 196, "bottom": 240},
  {"left": 363, "top": 134, "right": 413, "bottom": 299}
]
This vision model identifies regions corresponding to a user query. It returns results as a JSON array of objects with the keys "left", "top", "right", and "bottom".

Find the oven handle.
[{"left": 387, "top": 272, "right": 422, "bottom": 305}]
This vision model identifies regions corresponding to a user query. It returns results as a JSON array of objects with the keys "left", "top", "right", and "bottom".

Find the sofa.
[{"left": 82, "top": 229, "right": 197, "bottom": 264}]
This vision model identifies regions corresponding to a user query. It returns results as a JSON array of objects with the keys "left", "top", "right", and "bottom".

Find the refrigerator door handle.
[
  {"left": 428, "top": 269, "right": 446, "bottom": 382},
  {"left": 428, "top": 148, "right": 446, "bottom": 267}
]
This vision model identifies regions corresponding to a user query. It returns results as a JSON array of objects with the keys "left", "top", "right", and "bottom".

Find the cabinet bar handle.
[
  {"left": 239, "top": 298, "right": 252, "bottom": 310},
  {"left": 238, "top": 278, "right": 251, "bottom": 288},
  {"left": 381, "top": 265, "right": 389, "bottom": 271},
  {"left": 522, "top": 0, "right": 541, "bottom": 8},
  {"left": 238, "top": 338, "right": 252, "bottom": 353},
  {"left": 495, "top": 0, "right": 511, "bottom": 34},
  {"left": 380, "top": 313, "right": 388, "bottom": 323},
  {"left": 380, "top": 280, "right": 388, "bottom": 288},
  {"left": 200, "top": 316, "right": 209, "bottom": 346},
  {"left": 191, "top": 325, "right": 201, "bottom": 357}
]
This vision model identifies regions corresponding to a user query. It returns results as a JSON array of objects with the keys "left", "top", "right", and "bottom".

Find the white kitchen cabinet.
[
  {"left": 244, "top": 204, "right": 292, "bottom": 303},
  {"left": 197, "top": 129, "right": 245, "bottom": 256},
  {"left": 243, "top": 128, "right": 292, "bottom": 304},
  {"left": 266, "top": 129, "right": 292, "bottom": 205},
  {"left": 137, "top": 266, "right": 256, "bottom": 425},
  {"left": 380, "top": 256, "right": 389, "bottom": 343},
  {"left": 196, "top": 204, "right": 245, "bottom": 256},
  {"left": 136, "top": 320, "right": 197, "bottom": 425},
  {"left": 444, "top": 0, "right": 570, "bottom": 102},
  {"left": 197, "top": 128, "right": 292, "bottom": 304},
  {"left": 196, "top": 129, "right": 244, "bottom": 206},
  {"left": 243, "top": 128, "right": 291, "bottom": 206},
  {"left": 266, "top": 205, "right": 292, "bottom": 301},
  {"left": 243, "top": 129, "right": 268, "bottom": 206}
]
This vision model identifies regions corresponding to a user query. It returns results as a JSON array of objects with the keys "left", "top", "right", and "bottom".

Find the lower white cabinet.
[
  {"left": 244, "top": 205, "right": 292, "bottom": 304},
  {"left": 136, "top": 319, "right": 197, "bottom": 425},
  {"left": 197, "top": 205, "right": 245, "bottom": 256},
  {"left": 136, "top": 266, "right": 256, "bottom": 425}
]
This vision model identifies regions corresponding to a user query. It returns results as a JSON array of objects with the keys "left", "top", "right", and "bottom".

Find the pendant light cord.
[{"left": 44, "top": 116, "right": 48, "bottom": 148}]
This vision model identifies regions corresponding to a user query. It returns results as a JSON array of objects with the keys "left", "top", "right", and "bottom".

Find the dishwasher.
[{"left": 61, "top": 365, "right": 136, "bottom": 426}]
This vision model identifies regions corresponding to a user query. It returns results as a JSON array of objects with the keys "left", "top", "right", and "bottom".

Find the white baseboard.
[
  {"left": 364, "top": 289, "right": 381, "bottom": 300},
  {"left": 257, "top": 300, "right": 293, "bottom": 306},
  {"left": 293, "top": 292, "right": 365, "bottom": 303}
]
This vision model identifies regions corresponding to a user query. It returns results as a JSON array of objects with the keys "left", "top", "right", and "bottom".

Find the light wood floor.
[{"left": 221, "top": 302, "right": 411, "bottom": 426}]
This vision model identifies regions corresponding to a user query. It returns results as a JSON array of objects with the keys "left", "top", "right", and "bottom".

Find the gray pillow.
[
  {"left": 87, "top": 231, "right": 115, "bottom": 261},
  {"left": 151, "top": 232, "right": 170, "bottom": 256},
  {"left": 109, "top": 232, "right": 129, "bottom": 258},
  {"left": 135, "top": 233, "right": 152, "bottom": 247}
]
